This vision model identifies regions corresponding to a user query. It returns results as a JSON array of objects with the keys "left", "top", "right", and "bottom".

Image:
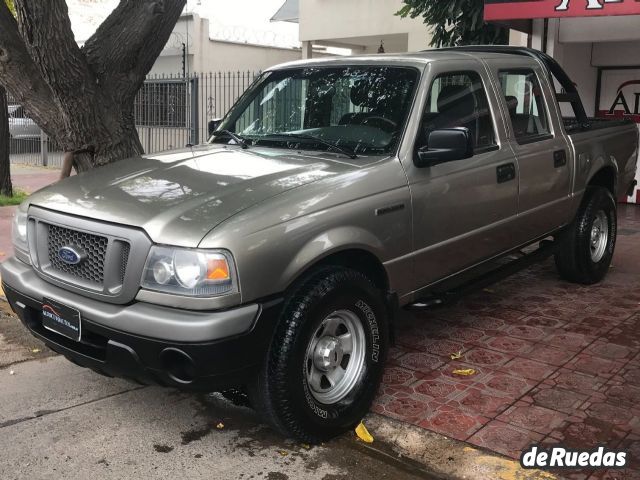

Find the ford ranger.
[{"left": 2, "top": 47, "right": 638, "bottom": 443}]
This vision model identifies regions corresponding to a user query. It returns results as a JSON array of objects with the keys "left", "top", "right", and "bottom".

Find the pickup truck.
[{"left": 2, "top": 47, "right": 638, "bottom": 443}]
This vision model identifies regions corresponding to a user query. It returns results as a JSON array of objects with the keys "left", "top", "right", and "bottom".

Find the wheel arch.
[
  {"left": 300, "top": 248, "right": 390, "bottom": 292},
  {"left": 587, "top": 165, "right": 617, "bottom": 197},
  {"left": 286, "top": 247, "right": 390, "bottom": 294},
  {"left": 283, "top": 245, "right": 396, "bottom": 340}
]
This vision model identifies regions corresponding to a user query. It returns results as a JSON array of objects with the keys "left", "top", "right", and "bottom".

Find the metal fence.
[{"left": 7, "top": 70, "right": 260, "bottom": 167}]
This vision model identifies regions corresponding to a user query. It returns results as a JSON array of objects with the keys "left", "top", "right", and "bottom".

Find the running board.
[{"left": 406, "top": 239, "right": 558, "bottom": 311}]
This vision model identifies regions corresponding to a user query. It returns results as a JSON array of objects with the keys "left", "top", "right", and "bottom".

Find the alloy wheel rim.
[
  {"left": 304, "top": 309, "right": 366, "bottom": 405},
  {"left": 590, "top": 210, "right": 609, "bottom": 263}
]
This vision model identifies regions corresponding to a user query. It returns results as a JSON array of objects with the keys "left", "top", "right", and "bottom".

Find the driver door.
[{"left": 404, "top": 63, "right": 520, "bottom": 289}]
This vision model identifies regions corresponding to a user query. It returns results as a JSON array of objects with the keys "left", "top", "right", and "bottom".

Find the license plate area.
[{"left": 42, "top": 297, "right": 82, "bottom": 342}]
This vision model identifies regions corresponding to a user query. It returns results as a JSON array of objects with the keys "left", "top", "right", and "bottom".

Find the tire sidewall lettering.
[{"left": 355, "top": 299, "right": 380, "bottom": 363}]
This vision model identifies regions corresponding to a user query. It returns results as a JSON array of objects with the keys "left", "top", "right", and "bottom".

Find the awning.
[
  {"left": 271, "top": 0, "right": 299, "bottom": 23},
  {"left": 484, "top": 0, "right": 640, "bottom": 21}
]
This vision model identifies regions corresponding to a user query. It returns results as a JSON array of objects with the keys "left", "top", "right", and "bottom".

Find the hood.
[{"left": 26, "top": 145, "right": 362, "bottom": 247}]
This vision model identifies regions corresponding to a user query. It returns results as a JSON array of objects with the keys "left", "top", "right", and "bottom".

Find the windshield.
[{"left": 213, "top": 66, "right": 419, "bottom": 155}]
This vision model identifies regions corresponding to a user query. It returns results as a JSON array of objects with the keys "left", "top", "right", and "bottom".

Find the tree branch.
[
  {"left": 14, "top": 0, "right": 95, "bottom": 102},
  {"left": 0, "top": 2, "right": 59, "bottom": 136},
  {"left": 83, "top": 0, "right": 186, "bottom": 102}
]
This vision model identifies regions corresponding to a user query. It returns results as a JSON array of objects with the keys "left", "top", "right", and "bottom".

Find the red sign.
[{"left": 484, "top": 0, "right": 640, "bottom": 21}]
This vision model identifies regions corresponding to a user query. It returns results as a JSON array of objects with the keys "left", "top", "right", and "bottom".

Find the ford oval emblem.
[{"left": 58, "top": 246, "right": 85, "bottom": 265}]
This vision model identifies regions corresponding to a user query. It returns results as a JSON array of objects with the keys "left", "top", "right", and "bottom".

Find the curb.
[{"left": 363, "top": 413, "right": 559, "bottom": 480}]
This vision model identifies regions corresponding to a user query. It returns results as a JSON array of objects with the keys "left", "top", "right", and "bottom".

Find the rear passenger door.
[
  {"left": 403, "top": 62, "right": 519, "bottom": 289},
  {"left": 484, "top": 59, "right": 574, "bottom": 241}
]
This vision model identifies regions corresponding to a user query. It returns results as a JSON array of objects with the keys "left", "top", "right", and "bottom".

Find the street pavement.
[{"left": 0, "top": 356, "right": 436, "bottom": 480}]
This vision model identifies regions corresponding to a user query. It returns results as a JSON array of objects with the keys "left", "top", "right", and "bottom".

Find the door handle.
[
  {"left": 554, "top": 150, "right": 567, "bottom": 168},
  {"left": 496, "top": 163, "right": 516, "bottom": 184}
]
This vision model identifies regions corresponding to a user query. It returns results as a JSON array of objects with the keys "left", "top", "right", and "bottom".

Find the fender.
[
  {"left": 586, "top": 155, "right": 618, "bottom": 192},
  {"left": 573, "top": 154, "right": 619, "bottom": 210},
  {"left": 280, "top": 226, "right": 386, "bottom": 290}
]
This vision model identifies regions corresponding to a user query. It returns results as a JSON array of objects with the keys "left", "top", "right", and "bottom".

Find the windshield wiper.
[
  {"left": 212, "top": 130, "right": 249, "bottom": 149},
  {"left": 260, "top": 133, "right": 357, "bottom": 159}
]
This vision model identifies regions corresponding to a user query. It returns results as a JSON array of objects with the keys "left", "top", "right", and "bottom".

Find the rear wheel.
[
  {"left": 555, "top": 186, "right": 617, "bottom": 284},
  {"left": 249, "top": 267, "right": 389, "bottom": 443}
]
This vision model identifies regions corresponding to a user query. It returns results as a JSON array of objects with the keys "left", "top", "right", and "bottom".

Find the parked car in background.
[
  {"left": 2, "top": 47, "right": 638, "bottom": 443},
  {"left": 8, "top": 105, "right": 41, "bottom": 139}
]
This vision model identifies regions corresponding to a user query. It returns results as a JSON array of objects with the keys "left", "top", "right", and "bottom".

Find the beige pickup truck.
[{"left": 2, "top": 47, "right": 638, "bottom": 442}]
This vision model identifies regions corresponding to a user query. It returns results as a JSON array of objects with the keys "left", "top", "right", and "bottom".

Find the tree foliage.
[
  {"left": 0, "top": 0, "right": 186, "bottom": 172},
  {"left": 397, "top": 0, "right": 509, "bottom": 47}
]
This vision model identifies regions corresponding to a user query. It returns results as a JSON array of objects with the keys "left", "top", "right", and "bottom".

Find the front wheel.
[
  {"left": 249, "top": 267, "right": 389, "bottom": 443},
  {"left": 555, "top": 186, "right": 617, "bottom": 285}
]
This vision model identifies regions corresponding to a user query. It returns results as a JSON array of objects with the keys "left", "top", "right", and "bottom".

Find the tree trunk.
[
  {"left": 0, "top": 85, "right": 12, "bottom": 196},
  {"left": 0, "top": 0, "right": 186, "bottom": 173},
  {"left": 63, "top": 102, "right": 145, "bottom": 173}
]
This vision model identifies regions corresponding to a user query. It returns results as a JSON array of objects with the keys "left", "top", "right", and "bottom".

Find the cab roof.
[{"left": 268, "top": 46, "right": 545, "bottom": 71}]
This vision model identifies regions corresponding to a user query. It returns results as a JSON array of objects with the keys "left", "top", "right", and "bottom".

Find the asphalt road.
[{"left": 0, "top": 308, "right": 436, "bottom": 480}]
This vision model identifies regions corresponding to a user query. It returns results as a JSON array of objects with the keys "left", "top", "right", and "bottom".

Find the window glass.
[
  {"left": 498, "top": 70, "right": 550, "bottom": 141},
  {"left": 220, "top": 67, "right": 418, "bottom": 155},
  {"left": 422, "top": 71, "right": 496, "bottom": 150}
]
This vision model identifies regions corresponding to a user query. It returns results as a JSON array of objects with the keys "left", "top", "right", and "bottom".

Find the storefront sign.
[
  {"left": 596, "top": 67, "right": 640, "bottom": 203},
  {"left": 484, "top": 0, "right": 640, "bottom": 21},
  {"left": 597, "top": 67, "right": 640, "bottom": 123}
]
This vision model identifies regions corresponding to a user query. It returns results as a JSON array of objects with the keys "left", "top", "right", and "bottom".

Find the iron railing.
[{"left": 6, "top": 70, "right": 260, "bottom": 166}]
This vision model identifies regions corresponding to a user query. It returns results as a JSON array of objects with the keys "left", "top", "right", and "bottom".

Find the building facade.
[
  {"left": 274, "top": 0, "right": 433, "bottom": 57},
  {"left": 150, "top": 14, "right": 307, "bottom": 76}
]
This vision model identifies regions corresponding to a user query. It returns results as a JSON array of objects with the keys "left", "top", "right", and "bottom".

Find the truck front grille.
[
  {"left": 46, "top": 224, "right": 109, "bottom": 285},
  {"left": 27, "top": 206, "right": 152, "bottom": 304},
  {"left": 119, "top": 243, "right": 131, "bottom": 284}
]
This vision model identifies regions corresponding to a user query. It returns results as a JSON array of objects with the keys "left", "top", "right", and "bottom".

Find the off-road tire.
[
  {"left": 249, "top": 267, "right": 389, "bottom": 443},
  {"left": 555, "top": 186, "right": 617, "bottom": 285}
]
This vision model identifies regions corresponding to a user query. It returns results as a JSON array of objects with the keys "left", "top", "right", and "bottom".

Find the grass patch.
[{"left": 0, "top": 189, "right": 28, "bottom": 207}]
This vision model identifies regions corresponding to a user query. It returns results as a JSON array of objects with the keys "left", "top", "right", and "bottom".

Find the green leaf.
[{"left": 397, "top": 0, "right": 508, "bottom": 47}]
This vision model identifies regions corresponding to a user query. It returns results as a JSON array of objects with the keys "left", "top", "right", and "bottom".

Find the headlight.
[
  {"left": 12, "top": 211, "right": 28, "bottom": 250},
  {"left": 141, "top": 246, "right": 237, "bottom": 297}
]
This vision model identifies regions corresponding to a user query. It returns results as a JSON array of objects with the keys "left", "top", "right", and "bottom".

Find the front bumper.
[{"left": 1, "top": 258, "right": 282, "bottom": 390}]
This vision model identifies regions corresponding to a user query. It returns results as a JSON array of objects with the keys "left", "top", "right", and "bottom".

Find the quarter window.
[
  {"left": 498, "top": 70, "right": 551, "bottom": 142},
  {"left": 422, "top": 71, "right": 497, "bottom": 150}
]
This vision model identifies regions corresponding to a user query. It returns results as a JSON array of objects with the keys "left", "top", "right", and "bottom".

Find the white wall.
[
  {"left": 559, "top": 15, "right": 640, "bottom": 44},
  {"left": 592, "top": 41, "right": 640, "bottom": 67},
  {"left": 150, "top": 14, "right": 305, "bottom": 76},
  {"left": 299, "top": 0, "right": 431, "bottom": 52},
  {"left": 556, "top": 43, "right": 599, "bottom": 116},
  {"left": 197, "top": 40, "right": 304, "bottom": 73}
]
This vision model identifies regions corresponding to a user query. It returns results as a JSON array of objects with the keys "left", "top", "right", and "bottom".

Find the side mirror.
[
  {"left": 208, "top": 118, "right": 223, "bottom": 137},
  {"left": 415, "top": 127, "right": 473, "bottom": 168}
]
